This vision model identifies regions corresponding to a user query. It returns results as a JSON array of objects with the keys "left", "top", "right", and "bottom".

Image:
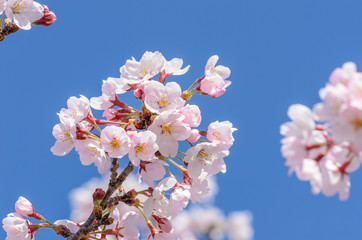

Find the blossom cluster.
[
  {"left": 0, "top": 0, "right": 56, "bottom": 41},
  {"left": 3, "top": 51, "right": 237, "bottom": 240},
  {"left": 69, "top": 171, "right": 253, "bottom": 240},
  {"left": 281, "top": 62, "right": 362, "bottom": 200}
]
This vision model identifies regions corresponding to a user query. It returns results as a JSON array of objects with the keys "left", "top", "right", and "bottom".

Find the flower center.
[
  {"left": 13, "top": 0, "right": 26, "bottom": 13},
  {"left": 161, "top": 123, "right": 174, "bottom": 136},
  {"left": 212, "top": 131, "right": 222, "bottom": 141},
  {"left": 138, "top": 64, "right": 150, "bottom": 77},
  {"left": 157, "top": 94, "right": 171, "bottom": 109},
  {"left": 197, "top": 150, "right": 213, "bottom": 166},
  {"left": 110, "top": 138, "right": 122, "bottom": 150},
  {"left": 60, "top": 130, "right": 72, "bottom": 143},
  {"left": 87, "top": 146, "right": 98, "bottom": 157},
  {"left": 135, "top": 143, "right": 149, "bottom": 155}
]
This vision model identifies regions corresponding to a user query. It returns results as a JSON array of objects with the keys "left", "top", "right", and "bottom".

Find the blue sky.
[{"left": 2, "top": 0, "right": 362, "bottom": 239}]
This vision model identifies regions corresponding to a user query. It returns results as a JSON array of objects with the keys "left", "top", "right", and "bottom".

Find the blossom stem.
[
  {"left": 166, "top": 157, "right": 186, "bottom": 173},
  {"left": 0, "top": 15, "right": 5, "bottom": 30},
  {"left": 178, "top": 151, "right": 185, "bottom": 156},
  {"left": 165, "top": 166, "right": 173, "bottom": 177},
  {"left": 41, "top": 217, "right": 56, "bottom": 227},
  {"left": 135, "top": 205, "right": 151, "bottom": 224},
  {"left": 175, "top": 155, "right": 186, "bottom": 165}
]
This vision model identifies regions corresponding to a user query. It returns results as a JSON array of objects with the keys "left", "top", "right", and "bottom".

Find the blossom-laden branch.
[
  {"left": 3, "top": 51, "right": 237, "bottom": 239},
  {"left": 0, "top": 0, "right": 56, "bottom": 41}
]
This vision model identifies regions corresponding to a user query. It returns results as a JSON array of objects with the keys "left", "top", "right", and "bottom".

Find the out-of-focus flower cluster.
[
  {"left": 69, "top": 170, "right": 253, "bottom": 240},
  {"left": 0, "top": 0, "right": 56, "bottom": 41},
  {"left": 281, "top": 62, "right": 362, "bottom": 200},
  {"left": 3, "top": 51, "right": 242, "bottom": 240}
]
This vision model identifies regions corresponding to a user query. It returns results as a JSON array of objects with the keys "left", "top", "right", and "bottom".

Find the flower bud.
[
  {"left": 152, "top": 213, "right": 172, "bottom": 233},
  {"left": 33, "top": 5, "right": 57, "bottom": 26},
  {"left": 93, "top": 188, "right": 106, "bottom": 206},
  {"left": 15, "top": 197, "right": 34, "bottom": 218}
]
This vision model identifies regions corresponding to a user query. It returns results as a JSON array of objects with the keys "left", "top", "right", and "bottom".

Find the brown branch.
[{"left": 67, "top": 161, "right": 134, "bottom": 240}]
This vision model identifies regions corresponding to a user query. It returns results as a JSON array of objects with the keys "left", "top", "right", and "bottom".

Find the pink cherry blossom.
[
  {"left": 100, "top": 125, "right": 130, "bottom": 158},
  {"left": 143, "top": 177, "right": 177, "bottom": 219},
  {"left": 128, "top": 131, "right": 159, "bottom": 166},
  {"left": 137, "top": 159, "right": 167, "bottom": 187},
  {"left": 90, "top": 77, "right": 129, "bottom": 110},
  {"left": 205, "top": 55, "right": 231, "bottom": 80},
  {"left": 15, "top": 197, "right": 34, "bottom": 218},
  {"left": 170, "top": 184, "right": 191, "bottom": 217},
  {"left": 143, "top": 81, "right": 185, "bottom": 114},
  {"left": 200, "top": 55, "right": 231, "bottom": 97},
  {"left": 120, "top": 51, "right": 166, "bottom": 84},
  {"left": 179, "top": 104, "right": 201, "bottom": 127},
  {"left": 5, "top": 0, "right": 44, "bottom": 30},
  {"left": 75, "top": 139, "right": 111, "bottom": 174},
  {"left": 200, "top": 74, "right": 231, "bottom": 98},
  {"left": 51, "top": 117, "right": 77, "bottom": 156},
  {"left": 207, "top": 120, "right": 237, "bottom": 148},
  {"left": 148, "top": 111, "right": 191, "bottom": 157},
  {"left": 112, "top": 209, "right": 140, "bottom": 240},
  {"left": 329, "top": 62, "right": 362, "bottom": 85},
  {"left": 2, "top": 213, "right": 32, "bottom": 240},
  {"left": 184, "top": 142, "right": 229, "bottom": 179},
  {"left": 163, "top": 58, "right": 190, "bottom": 76}
]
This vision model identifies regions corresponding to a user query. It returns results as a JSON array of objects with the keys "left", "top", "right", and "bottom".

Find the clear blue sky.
[{"left": 2, "top": 0, "right": 362, "bottom": 239}]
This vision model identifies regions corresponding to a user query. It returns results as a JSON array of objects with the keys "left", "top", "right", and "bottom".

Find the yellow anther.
[
  {"left": 60, "top": 130, "right": 72, "bottom": 143},
  {"left": 212, "top": 131, "right": 222, "bottom": 141},
  {"left": 158, "top": 94, "right": 171, "bottom": 109},
  {"left": 135, "top": 143, "right": 149, "bottom": 155},
  {"left": 110, "top": 138, "right": 122, "bottom": 150},
  {"left": 138, "top": 64, "right": 150, "bottom": 77},
  {"left": 87, "top": 146, "right": 98, "bottom": 157},
  {"left": 161, "top": 123, "right": 174, "bottom": 136}
]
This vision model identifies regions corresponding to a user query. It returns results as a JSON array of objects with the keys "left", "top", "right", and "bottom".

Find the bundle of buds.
[
  {"left": 281, "top": 62, "right": 362, "bottom": 200},
  {"left": 3, "top": 51, "right": 236, "bottom": 240},
  {"left": 0, "top": 0, "right": 56, "bottom": 41}
]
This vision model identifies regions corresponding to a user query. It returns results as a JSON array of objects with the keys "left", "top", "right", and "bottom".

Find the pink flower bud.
[
  {"left": 152, "top": 213, "right": 172, "bottom": 233},
  {"left": 33, "top": 5, "right": 56, "bottom": 26},
  {"left": 15, "top": 197, "right": 34, "bottom": 218}
]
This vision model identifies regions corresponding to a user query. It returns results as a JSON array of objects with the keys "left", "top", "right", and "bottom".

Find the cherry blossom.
[
  {"left": 128, "top": 131, "right": 159, "bottom": 166},
  {"left": 200, "top": 55, "right": 231, "bottom": 98},
  {"left": 137, "top": 159, "right": 167, "bottom": 187},
  {"left": 90, "top": 77, "right": 129, "bottom": 110},
  {"left": 5, "top": 0, "right": 44, "bottom": 30},
  {"left": 51, "top": 116, "right": 77, "bottom": 156},
  {"left": 75, "top": 139, "right": 111, "bottom": 174},
  {"left": 207, "top": 120, "right": 237, "bottom": 148},
  {"left": 120, "top": 51, "right": 166, "bottom": 84},
  {"left": 2, "top": 213, "right": 33, "bottom": 240},
  {"left": 179, "top": 104, "right": 201, "bottom": 127},
  {"left": 143, "top": 81, "right": 184, "bottom": 114},
  {"left": 148, "top": 111, "right": 191, "bottom": 157},
  {"left": 163, "top": 58, "right": 190, "bottom": 76},
  {"left": 100, "top": 125, "right": 131, "bottom": 158},
  {"left": 184, "top": 142, "right": 229, "bottom": 179}
]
